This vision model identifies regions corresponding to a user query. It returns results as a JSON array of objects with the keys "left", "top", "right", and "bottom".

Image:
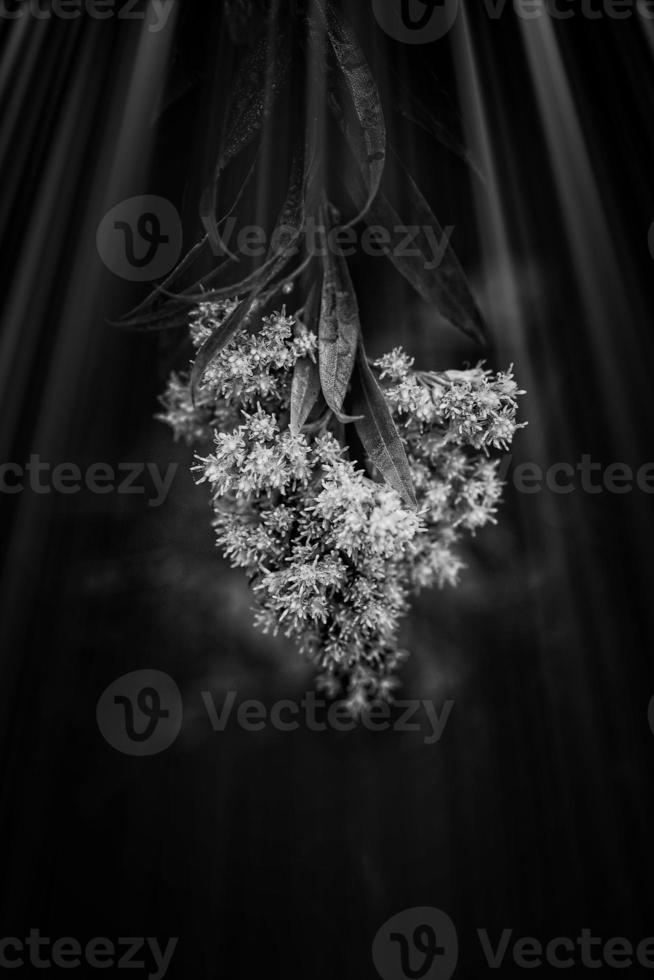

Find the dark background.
[{"left": 1, "top": 1, "right": 654, "bottom": 977}]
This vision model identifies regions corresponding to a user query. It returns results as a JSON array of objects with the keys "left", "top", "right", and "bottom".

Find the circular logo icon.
[
  {"left": 372, "top": 0, "right": 460, "bottom": 43},
  {"left": 97, "top": 670, "right": 183, "bottom": 756},
  {"left": 372, "top": 907, "right": 458, "bottom": 980},
  {"left": 96, "top": 195, "right": 182, "bottom": 282}
]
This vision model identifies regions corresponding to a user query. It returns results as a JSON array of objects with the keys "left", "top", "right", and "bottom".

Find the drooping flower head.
[{"left": 158, "top": 302, "right": 525, "bottom": 707}]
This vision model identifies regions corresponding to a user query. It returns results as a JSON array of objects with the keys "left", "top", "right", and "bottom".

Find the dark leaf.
[
  {"left": 344, "top": 162, "right": 486, "bottom": 344},
  {"left": 191, "top": 156, "right": 307, "bottom": 398},
  {"left": 393, "top": 98, "right": 486, "bottom": 185},
  {"left": 189, "top": 237, "right": 298, "bottom": 399},
  {"left": 298, "top": 278, "right": 321, "bottom": 330},
  {"left": 390, "top": 69, "right": 486, "bottom": 184},
  {"left": 200, "top": 29, "right": 291, "bottom": 251},
  {"left": 112, "top": 304, "right": 195, "bottom": 333},
  {"left": 119, "top": 160, "right": 258, "bottom": 327},
  {"left": 290, "top": 357, "right": 321, "bottom": 435},
  {"left": 351, "top": 343, "right": 417, "bottom": 509},
  {"left": 124, "top": 152, "right": 304, "bottom": 335},
  {"left": 194, "top": 149, "right": 305, "bottom": 303},
  {"left": 118, "top": 238, "right": 212, "bottom": 326},
  {"left": 257, "top": 251, "right": 314, "bottom": 308},
  {"left": 318, "top": 206, "right": 360, "bottom": 417},
  {"left": 190, "top": 294, "right": 256, "bottom": 399},
  {"left": 317, "top": 0, "right": 386, "bottom": 228}
]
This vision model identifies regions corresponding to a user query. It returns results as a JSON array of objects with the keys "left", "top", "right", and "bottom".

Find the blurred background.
[{"left": 1, "top": 0, "right": 654, "bottom": 976}]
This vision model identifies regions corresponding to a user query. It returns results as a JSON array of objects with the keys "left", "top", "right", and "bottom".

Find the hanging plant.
[{"left": 122, "top": 0, "right": 525, "bottom": 710}]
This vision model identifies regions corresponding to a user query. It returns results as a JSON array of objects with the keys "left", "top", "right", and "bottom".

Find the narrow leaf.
[
  {"left": 290, "top": 357, "right": 321, "bottom": 435},
  {"left": 112, "top": 304, "right": 195, "bottom": 333},
  {"left": 201, "top": 30, "right": 290, "bottom": 251},
  {"left": 191, "top": 155, "right": 307, "bottom": 398},
  {"left": 344, "top": 162, "right": 486, "bottom": 344},
  {"left": 317, "top": 0, "right": 386, "bottom": 228},
  {"left": 196, "top": 149, "right": 305, "bottom": 302},
  {"left": 390, "top": 69, "right": 486, "bottom": 184},
  {"left": 119, "top": 159, "right": 258, "bottom": 327},
  {"left": 120, "top": 238, "right": 210, "bottom": 324},
  {"left": 189, "top": 239, "right": 296, "bottom": 400},
  {"left": 318, "top": 206, "right": 360, "bottom": 416},
  {"left": 190, "top": 293, "right": 256, "bottom": 399},
  {"left": 352, "top": 342, "right": 417, "bottom": 509}
]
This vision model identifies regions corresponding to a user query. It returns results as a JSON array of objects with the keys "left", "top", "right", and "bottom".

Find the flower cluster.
[
  {"left": 376, "top": 347, "right": 524, "bottom": 451},
  {"left": 373, "top": 348, "right": 526, "bottom": 592},
  {"left": 158, "top": 304, "right": 525, "bottom": 709}
]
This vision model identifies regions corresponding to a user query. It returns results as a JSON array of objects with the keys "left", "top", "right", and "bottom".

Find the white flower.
[
  {"left": 374, "top": 346, "right": 415, "bottom": 381},
  {"left": 157, "top": 302, "right": 526, "bottom": 710}
]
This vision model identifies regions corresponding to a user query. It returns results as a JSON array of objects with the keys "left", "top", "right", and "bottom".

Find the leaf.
[
  {"left": 317, "top": 0, "right": 386, "bottom": 228},
  {"left": 195, "top": 149, "right": 306, "bottom": 303},
  {"left": 117, "top": 238, "right": 212, "bottom": 326},
  {"left": 118, "top": 159, "right": 258, "bottom": 328},
  {"left": 351, "top": 343, "right": 417, "bottom": 509},
  {"left": 191, "top": 155, "right": 308, "bottom": 399},
  {"left": 389, "top": 68, "right": 486, "bottom": 185},
  {"left": 393, "top": 98, "right": 486, "bottom": 186},
  {"left": 121, "top": 150, "right": 305, "bottom": 335},
  {"left": 200, "top": 29, "right": 291, "bottom": 252},
  {"left": 318, "top": 206, "right": 360, "bottom": 418},
  {"left": 394, "top": 162, "right": 486, "bottom": 344},
  {"left": 190, "top": 293, "right": 256, "bottom": 399},
  {"left": 112, "top": 303, "right": 196, "bottom": 333},
  {"left": 290, "top": 280, "right": 322, "bottom": 435},
  {"left": 189, "top": 238, "right": 297, "bottom": 399},
  {"left": 343, "top": 161, "right": 486, "bottom": 345},
  {"left": 290, "top": 357, "right": 322, "bottom": 435}
]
